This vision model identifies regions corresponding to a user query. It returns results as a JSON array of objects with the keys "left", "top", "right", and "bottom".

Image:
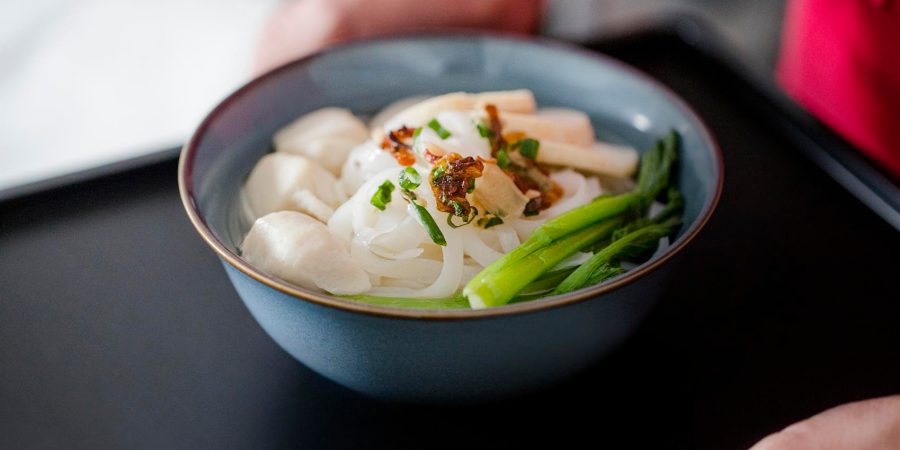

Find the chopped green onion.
[
  {"left": 447, "top": 213, "right": 476, "bottom": 228},
  {"left": 427, "top": 118, "right": 452, "bottom": 139},
  {"left": 476, "top": 122, "right": 494, "bottom": 138},
  {"left": 477, "top": 215, "right": 504, "bottom": 229},
  {"left": 432, "top": 164, "right": 445, "bottom": 179},
  {"left": 396, "top": 169, "right": 444, "bottom": 245},
  {"left": 467, "top": 179, "right": 476, "bottom": 194},
  {"left": 399, "top": 167, "right": 421, "bottom": 190},
  {"left": 446, "top": 203, "right": 477, "bottom": 228},
  {"left": 402, "top": 190, "right": 418, "bottom": 202},
  {"left": 496, "top": 148, "right": 511, "bottom": 169},
  {"left": 370, "top": 180, "right": 394, "bottom": 211},
  {"left": 409, "top": 203, "right": 447, "bottom": 246},
  {"left": 448, "top": 200, "right": 465, "bottom": 216},
  {"left": 518, "top": 138, "right": 540, "bottom": 160}
]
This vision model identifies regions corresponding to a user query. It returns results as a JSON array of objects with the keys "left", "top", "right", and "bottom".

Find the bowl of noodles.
[{"left": 179, "top": 34, "right": 722, "bottom": 402}]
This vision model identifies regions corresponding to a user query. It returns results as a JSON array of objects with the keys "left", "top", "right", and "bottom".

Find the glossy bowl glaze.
[{"left": 179, "top": 34, "right": 722, "bottom": 403}]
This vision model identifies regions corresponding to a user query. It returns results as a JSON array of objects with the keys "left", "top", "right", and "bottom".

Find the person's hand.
[
  {"left": 750, "top": 395, "right": 900, "bottom": 450},
  {"left": 254, "top": 0, "right": 542, "bottom": 74}
]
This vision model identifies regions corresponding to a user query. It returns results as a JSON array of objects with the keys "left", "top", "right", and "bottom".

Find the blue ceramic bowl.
[{"left": 179, "top": 34, "right": 722, "bottom": 403}]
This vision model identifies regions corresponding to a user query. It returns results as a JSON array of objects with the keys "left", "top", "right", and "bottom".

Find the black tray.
[{"left": 2, "top": 20, "right": 898, "bottom": 450}]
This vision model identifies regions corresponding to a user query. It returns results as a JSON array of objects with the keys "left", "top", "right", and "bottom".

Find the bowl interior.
[{"left": 184, "top": 34, "right": 720, "bottom": 306}]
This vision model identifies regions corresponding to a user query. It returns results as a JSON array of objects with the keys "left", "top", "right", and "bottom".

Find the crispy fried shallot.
[
  {"left": 380, "top": 126, "right": 417, "bottom": 166},
  {"left": 430, "top": 153, "right": 484, "bottom": 225}
]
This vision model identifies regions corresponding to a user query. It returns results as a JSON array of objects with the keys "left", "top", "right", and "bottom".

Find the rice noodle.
[
  {"left": 363, "top": 216, "right": 427, "bottom": 259},
  {"left": 505, "top": 171, "right": 603, "bottom": 241},
  {"left": 494, "top": 224, "right": 520, "bottom": 253},
  {"left": 351, "top": 239, "right": 440, "bottom": 285},
  {"left": 327, "top": 200, "right": 355, "bottom": 245},
  {"left": 510, "top": 217, "right": 544, "bottom": 241},
  {"left": 341, "top": 142, "right": 398, "bottom": 195},
  {"left": 332, "top": 166, "right": 452, "bottom": 292},
  {"left": 544, "top": 169, "right": 601, "bottom": 218},
  {"left": 367, "top": 220, "right": 464, "bottom": 298},
  {"left": 461, "top": 226, "right": 504, "bottom": 267}
]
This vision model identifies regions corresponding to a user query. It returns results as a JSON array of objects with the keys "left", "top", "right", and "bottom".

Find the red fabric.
[{"left": 778, "top": 0, "right": 900, "bottom": 178}]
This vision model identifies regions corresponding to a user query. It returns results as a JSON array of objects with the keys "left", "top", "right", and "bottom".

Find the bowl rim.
[{"left": 178, "top": 32, "right": 723, "bottom": 321}]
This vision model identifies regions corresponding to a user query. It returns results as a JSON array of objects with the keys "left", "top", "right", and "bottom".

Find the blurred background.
[{"left": 0, "top": 0, "right": 783, "bottom": 192}]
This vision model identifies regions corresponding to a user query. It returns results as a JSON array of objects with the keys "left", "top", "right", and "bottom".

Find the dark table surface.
[{"left": 1, "top": 31, "right": 898, "bottom": 450}]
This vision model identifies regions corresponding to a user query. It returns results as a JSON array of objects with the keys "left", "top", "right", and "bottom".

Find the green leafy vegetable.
[
  {"left": 427, "top": 118, "right": 452, "bottom": 139},
  {"left": 370, "top": 180, "right": 394, "bottom": 211},
  {"left": 513, "top": 266, "right": 578, "bottom": 300},
  {"left": 513, "top": 264, "right": 623, "bottom": 303},
  {"left": 560, "top": 263, "right": 625, "bottom": 293},
  {"left": 651, "top": 186, "right": 684, "bottom": 224},
  {"left": 518, "top": 138, "right": 540, "bottom": 160},
  {"left": 610, "top": 186, "right": 683, "bottom": 241},
  {"left": 554, "top": 221, "right": 680, "bottom": 295},
  {"left": 635, "top": 130, "right": 678, "bottom": 203}
]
